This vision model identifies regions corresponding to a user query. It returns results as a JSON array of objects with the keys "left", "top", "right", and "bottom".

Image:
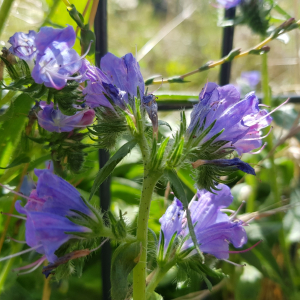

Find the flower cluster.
[
  {"left": 8, "top": 26, "right": 83, "bottom": 90},
  {"left": 159, "top": 184, "right": 248, "bottom": 260}
]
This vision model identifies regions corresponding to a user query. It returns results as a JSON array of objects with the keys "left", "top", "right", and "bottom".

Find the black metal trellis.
[
  {"left": 219, "top": 7, "right": 236, "bottom": 86},
  {"left": 94, "top": 1, "right": 111, "bottom": 300}
]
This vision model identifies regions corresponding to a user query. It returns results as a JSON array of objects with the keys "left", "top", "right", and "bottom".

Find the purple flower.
[
  {"left": 31, "top": 26, "right": 82, "bottom": 90},
  {"left": 37, "top": 101, "right": 95, "bottom": 132},
  {"left": 15, "top": 169, "right": 98, "bottom": 263},
  {"left": 192, "top": 158, "right": 255, "bottom": 175},
  {"left": 217, "top": 0, "right": 242, "bottom": 8},
  {"left": 241, "top": 71, "right": 261, "bottom": 89},
  {"left": 159, "top": 199, "right": 184, "bottom": 254},
  {"left": 82, "top": 53, "right": 145, "bottom": 109},
  {"left": 8, "top": 30, "right": 37, "bottom": 61},
  {"left": 187, "top": 82, "right": 272, "bottom": 155},
  {"left": 159, "top": 184, "right": 248, "bottom": 260}
]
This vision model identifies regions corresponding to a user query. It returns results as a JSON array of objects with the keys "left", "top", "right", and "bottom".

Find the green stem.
[
  {"left": 132, "top": 169, "right": 160, "bottom": 300},
  {"left": 145, "top": 259, "right": 176, "bottom": 298},
  {"left": 261, "top": 53, "right": 295, "bottom": 291},
  {"left": 0, "top": 0, "right": 15, "bottom": 37}
]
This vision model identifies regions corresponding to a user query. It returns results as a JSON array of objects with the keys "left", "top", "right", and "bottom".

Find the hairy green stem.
[
  {"left": 132, "top": 130, "right": 161, "bottom": 300},
  {"left": 261, "top": 53, "right": 295, "bottom": 291},
  {"left": 132, "top": 170, "right": 160, "bottom": 300},
  {"left": 0, "top": 0, "right": 15, "bottom": 37},
  {"left": 146, "top": 259, "right": 176, "bottom": 298}
]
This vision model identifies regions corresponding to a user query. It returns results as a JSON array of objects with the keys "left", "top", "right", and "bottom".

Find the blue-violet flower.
[
  {"left": 8, "top": 30, "right": 37, "bottom": 61},
  {"left": 159, "top": 184, "right": 248, "bottom": 260},
  {"left": 37, "top": 101, "right": 95, "bottom": 132},
  {"left": 187, "top": 82, "right": 275, "bottom": 155},
  {"left": 13, "top": 169, "right": 98, "bottom": 263},
  {"left": 31, "top": 25, "right": 83, "bottom": 90}
]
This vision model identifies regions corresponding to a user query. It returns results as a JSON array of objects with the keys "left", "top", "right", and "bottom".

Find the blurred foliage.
[{"left": 0, "top": 0, "right": 300, "bottom": 300}]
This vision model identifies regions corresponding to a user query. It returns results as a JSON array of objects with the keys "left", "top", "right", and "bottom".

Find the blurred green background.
[{"left": 0, "top": 0, "right": 300, "bottom": 299}]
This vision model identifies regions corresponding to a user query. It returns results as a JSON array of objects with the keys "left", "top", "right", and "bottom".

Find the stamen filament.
[
  {"left": 13, "top": 256, "right": 46, "bottom": 272},
  {"left": 90, "top": 238, "right": 109, "bottom": 253},
  {"left": 249, "top": 142, "right": 267, "bottom": 154},
  {"left": 17, "top": 257, "right": 46, "bottom": 275},
  {"left": 0, "top": 244, "right": 42, "bottom": 262},
  {"left": 0, "top": 183, "right": 41, "bottom": 203},
  {"left": 7, "top": 237, "right": 27, "bottom": 244},
  {"left": 245, "top": 126, "right": 273, "bottom": 141},
  {"left": 228, "top": 240, "right": 263, "bottom": 253},
  {"left": 1, "top": 212, "right": 27, "bottom": 220},
  {"left": 248, "top": 98, "right": 290, "bottom": 126},
  {"left": 229, "top": 201, "right": 246, "bottom": 220},
  {"left": 223, "top": 259, "right": 246, "bottom": 267}
]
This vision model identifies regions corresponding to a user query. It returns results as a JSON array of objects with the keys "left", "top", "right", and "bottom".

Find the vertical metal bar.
[
  {"left": 219, "top": 7, "right": 236, "bottom": 86},
  {"left": 94, "top": 1, "right": 111, "bottom": 300}
]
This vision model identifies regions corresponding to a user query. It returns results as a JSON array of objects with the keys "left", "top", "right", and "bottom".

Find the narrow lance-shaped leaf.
[
  {"left": 0, "top": 154, "right": 30, "bottom": 169},
  {"left": 164, "top": 168, "right": 205, "bottom": 263},
  {"left": 89, "top": 140, "right": 137, "bottom": 200}
]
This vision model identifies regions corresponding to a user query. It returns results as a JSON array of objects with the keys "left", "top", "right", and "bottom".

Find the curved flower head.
[
  {"left": 159, "top": 184, "right": 248, "bottom": 260},
  {"left": 15, "top": 169, "right": 99, "bottom": 263},
  {"left": 31, "top": 25, "right": 82, "bottom": 90},
  {"left": 187, "top": 82, "right": 272, "bottom": 155},
  {"left": 8, "top": 30, "right": 37, "bottom": 61},
  {"left": 82, "top": 52, "right": 145, "bottom": 109},
  {"left": 37, "top": 101, "right": 95, "bottom": 132}
]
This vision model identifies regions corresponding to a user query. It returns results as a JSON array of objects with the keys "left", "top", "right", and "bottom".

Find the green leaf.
[
  {"left": 149, "top": 292, "right": 163, "bottom": 300},
  {"left": 164, "top": 168, "right": 205, "bottom": 263},
  {"left": 89, "top": 140, "right": 137, "bottom": 200},
  {"left": 80, "top": 24, "right": 95, "bottom": 55},
  {"left": 0, "top": 93, "right": 34, "bottom": 168},
  {"left": 203, "top": 275, "right": 213, "bottom": 291},
  {"left": 0, "top": 154, "right": 30, "bottom": 169},
  {"left": 111, "top": 241, "right": 141, "bottom": 300}
]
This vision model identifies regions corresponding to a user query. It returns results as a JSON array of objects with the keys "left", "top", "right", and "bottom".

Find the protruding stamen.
[
  {"left": 220, "top": 209, "right": 235, "bottom": 214},
  {"left": 1, "top": 212, "right": 26, "bottom": 220},
  {"left": 12, "top": 256, "right": 46, "bottom": 272},
  {"left": 0, "top": 244, "right": 42, "bottom": 262},
  {"left": 245, "top": 126, "right": 273, "bottom": 141},
  {"left": 258, "top": 104, "right": 270, "bottom": 108},
  {"left": 223, "top": 259, "right": 246, "bottom": 267},
  {"left": 17, "top": 257, "right": 46, "bottom": 275},
  {"left": 228, "top": 240, "right": 263, "bottom": 253},
  {"left": 46, "top": 72, "right": 60, "bottom": 90},
  {"left": 229, "top": 200, "right": 246, "bottom": 220},
  {"left": 249, "top": 142, "right": 267, "bottom": 154},
  {"left": 0, "top": 182, "right": 41, "bottom": 203},
  {"left": 90, "top": 238, "right": 109, "bottom": 253},
  {"left": 7, "top": 237, "right": 27, "bottom": 244},
  {"left": 248, "top": 98, "right": 290, "bottom": 127}
]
